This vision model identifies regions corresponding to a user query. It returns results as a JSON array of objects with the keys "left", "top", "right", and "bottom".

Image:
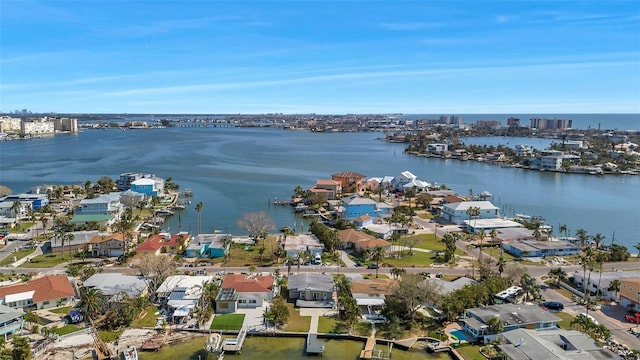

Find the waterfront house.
[
  {"left": 215, "top": 288, "right": 239, "bottom": 314},
  {"left": 390, "top": 170, "right": 420, "bottom": 191},
  {"left": 87, "top": 232, "right": 127, "bottom": 258},
  {"left": 219, "top": 274, "right": 275, "bottom": 310},
  {"left": 331, "top": 172, "right": 366, "bottom": 193},
  {"left": 462, "top": 304, "right": 559, "bottom": 343},
  {"left": 83, "top": 273, "right": 148, "bottom": 302},
  {"left": 71, "top": 192, "right": 123, "bottom": 227},
  {"left": 288, "top": 273, "right": 335, "bottom": 307},
  {"left": 119, "top": 189, "right": 148, "bottom": 207},
  {"left": 497, "top": 328, "right": 616, "bottom": 360},
  {"left": 308, "top": 179, "right": 342, "bottom": 200},
  {"left": 135, "top": 232, "right": 191, "bottom": 256},
  {"left": 572, "top": 271, "right": 640, "bottom": 303},
  {"left": 0, "top": 304, "right": 24, "bottom": 337},
  {"left": 0, "top": 274, "right": 75, "bottom": 311},
  {"left": 619, "top": 277, "right": 640, "bottom": 311},
  {"left": 351, "top": 278, "right": 392, "bottom": 321},
  {"left": 341, "top": 195, "right": 379, "bottom": 220},
  {"left": 501, "top": 239, "right": 579, "bottom": 258},
  {"left": 283, "top": 234, "right": 324, "bottom": 258},
  {"left": 130, "top": 178, "right": 164, "bottom": 197},
  {"left": 462, "top": 218, "right": 524, "bottom": 234},
  {"left": 155, "top": 275, "right": 213, "bottom": 323},
  {"left": 0, "top": 193, "right": 49, "bottom": 212},
  {"left": 184, "top": 233, "right": 231, "bottom": 258},
  {"left": 441, "top": 201, "right": 500, "bottom": 224},
  {"left": 424, "top": 277, "right": 477, "bottom": 308},
  {"left": 427, "top": 143, "right": 448, "bottom": 153},
  {"left": 0, "top": 201, "right": 29, "bottom": 219}
]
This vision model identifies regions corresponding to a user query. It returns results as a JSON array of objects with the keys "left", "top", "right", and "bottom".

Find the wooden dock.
[
  {"left": 222, "top": 327, "right": 247, "bottom": 353},
  {"left": 360, "top": 336, "right": 376, "bottom": 360},
  {"left": 306, "top": 333, "right": 325, "bottom": 354}
]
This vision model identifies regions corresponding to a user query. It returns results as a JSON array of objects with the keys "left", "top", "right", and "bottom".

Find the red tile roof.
[
  {"left": 135, "top": 233, "right": 185, "bottom": 252},
  {"left": 0, "top": 274, "right": 74, "bottom": 303},
  {"left": 221, "top": 274, "right": 274, "bottom": 294}
]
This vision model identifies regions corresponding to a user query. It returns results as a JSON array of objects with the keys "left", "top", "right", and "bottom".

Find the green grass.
[
  {"left": 281, "top": 304, "right": 311, "bottom": 333},
  {"left": 554, "top": 311, "right": 576, "bottom": 329},
  {"left": 49, "top": 306, "right": 72, "bottom": 315},
  {"left": 362, "top": 273, "right": 389, "bottom": 280},
  {"left": 53, "top": 324, "right": 81, "bottom": 335},
  {"left": 20, "top": 252, "right": 87, "bottom": 268},
  {"left": 317, "top": 316, "right": 339, "bottom": 333},
  {"left": 131, "top": 305, "right": 159, "bottom": 328},
  {"left": 99, "top": 329, "right": 124, "bottom": 343},
  {"left": 210, "top": 314, "right": 245, "bottom": 331},
  {"left": 455, "top": 344, "right": 485, "bottom": 360},
  {"left": 383, "top": 250, "right": 443, "bottom": 268},
  {"left": 407, "top": 233, "right": 445, "bottom": 251},
  {"left": 354, "top": 322, "right": 373, "bottom": 337},
  {"left": 0, "top": 249, "right": 35, "bottom": 266}
]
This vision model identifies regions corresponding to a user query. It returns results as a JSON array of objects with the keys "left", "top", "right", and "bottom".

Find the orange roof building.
[
  {"left": 135, "top": 232, "right": 190, "bottom": 256},
  {"left": 219, "top": 274, "right": 275, "bottom": 310},
  {"left": 0, "top": 274, "right": 75, "bottom": 311}
]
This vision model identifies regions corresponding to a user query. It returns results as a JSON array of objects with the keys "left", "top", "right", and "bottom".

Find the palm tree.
[
  {"left": 79, "top": 287, "right": 106, "bottom": 320},
  {"left": 10, "top": 200, "right": 22, "bottom": 219},
  {"left": 575, "top": 228, "right": 589, "bottom": 249},
  {"left": 486, "top": 316, "right": 504, "bottom": 335},
  {"left": 497, "top": 254, "right": 506, "bottom": 277},
  {"left": 595, "top": 251, "right": 608, "bottom": 300},
  {"left": 195, "top": 201, "right": 204, "bottom": 235},
  {"left": 591, "top": 233, "right": 605, "bottom": 250},
  {"left": 559, "top": 224, "right": 568, "bottom": 238},
  {"left": 548, "top": 267, "right": 568, "bottom": 286},
  {"left": 580, "top": 247, "right": 594, "bottom": 305},
  {"left": 114, "top": 208, "right": 136, "bottom": 257},
  {"left": 62, "top": 232, "right": 74, "bottom": 260},
  {"left": 477, "top": 229, "right": 486, "bottom": 262},
  {"left": 609, "top": 279, "right": 621, "bottom": 301},
  {"left": 370, "top": 245, "right": 385, "bottom": 278}
]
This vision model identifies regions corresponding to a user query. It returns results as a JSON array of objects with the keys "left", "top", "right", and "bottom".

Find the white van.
[{"left": 313, "top": 254, "right": 322, "bottom": 265}]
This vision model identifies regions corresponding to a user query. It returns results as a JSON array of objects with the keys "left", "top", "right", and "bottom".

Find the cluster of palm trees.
[
  {"left": 334, "top": 275, "right": 360, "bottom": 330},
  {"left": 575, "top": 228, "right": 609, "bottom": 312},
  {"left": 308, "top": 220, "right": 343, "bottom": 257},
  {"left": 570, "top": 314, "right": 611, "bottom": 341}
]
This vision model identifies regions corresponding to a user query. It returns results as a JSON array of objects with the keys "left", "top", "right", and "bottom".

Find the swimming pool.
[{"left": 449, "top": 329, "right": 471, "bottom": 342}]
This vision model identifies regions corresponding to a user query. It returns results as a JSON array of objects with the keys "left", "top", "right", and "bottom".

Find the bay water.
[{"left": 0, "top": 127, "right": 638, "bottom": 250}]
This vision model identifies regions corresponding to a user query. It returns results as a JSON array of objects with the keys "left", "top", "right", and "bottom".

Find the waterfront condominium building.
[{"left": 530, "top": 117, "right": 573, "bottom": 130}]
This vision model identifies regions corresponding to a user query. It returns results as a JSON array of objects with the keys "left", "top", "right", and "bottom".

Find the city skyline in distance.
[{"left": 1, "top": 1, "right": 639, "bottom": 114}]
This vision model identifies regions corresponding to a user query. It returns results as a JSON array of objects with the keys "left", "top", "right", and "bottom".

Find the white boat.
[
  {"left": 205, "top": 332, "right": 222, "bottom": 353},
  {"left": 121, "top": 346, "right": 138, "bottom": 360}
]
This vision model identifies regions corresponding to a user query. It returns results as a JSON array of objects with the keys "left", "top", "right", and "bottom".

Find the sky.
[{"left": 1, "top": 1, "right": 639, "bottom": 114}]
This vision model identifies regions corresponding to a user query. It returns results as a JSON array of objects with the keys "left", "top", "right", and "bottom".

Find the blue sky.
[{"left": 1, "top": 1, "right": 639, "bottom": 114}]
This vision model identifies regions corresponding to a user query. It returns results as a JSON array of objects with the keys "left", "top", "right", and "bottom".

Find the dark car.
[
  {"left": 542, "top": 301, "right": 564, "bottom": 311},
  {"left": 367, "top": 264, "right": 379, "bottom": 269}
]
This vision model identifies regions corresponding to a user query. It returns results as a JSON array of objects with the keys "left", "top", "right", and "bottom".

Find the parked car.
[
  {"left": 367, "top": 264, "right": 379, "bottom": 269},
  {"left": 625, "top": 313, "right": 640, "bottom": 323},
  {"left": 542, "top": 301, "right": 564, "bottom": 311}
]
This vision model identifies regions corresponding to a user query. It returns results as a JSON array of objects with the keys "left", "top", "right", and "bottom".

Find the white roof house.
[{"left": 442, "top": 201, "right": 500, "bottom": 224}]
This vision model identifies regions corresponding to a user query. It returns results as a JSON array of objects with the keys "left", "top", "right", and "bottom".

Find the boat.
[
  {"left": 205, "top": 332, "right": 222, "bottom": 353},
  {"left": 155, "top": 208, "right": 174, "bottom": 216},
  {"left": 121, "top": 346, "right": 138, "bottom": 360}
]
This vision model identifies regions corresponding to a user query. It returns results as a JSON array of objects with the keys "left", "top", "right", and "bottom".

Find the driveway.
[
  {"left": 237, "top": 304, "right": 268, "bottom": 332},
  {"left": 339, "top": 250, "right": 356, "bottom": 268}
]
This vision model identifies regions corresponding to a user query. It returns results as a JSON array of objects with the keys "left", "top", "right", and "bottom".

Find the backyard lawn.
[
  {"left": 49, "top": 306, "right": 72, "bottom": 315},
  {"left": 317, "top": 316, "right": 339, "bottom": 333},
  {"left": 210, "top": 314, "right": 245, "bottom": 331},
  {"left": 99, "top": 329, "right": 124, "bottom": 343},
  {"left": 455, "top": 344, "right": 485, "bottom": 360},
  {"left": 53, "top": 324, "right": 82, "bottom": 336},
  {"left": 131, "top": 305, "right": 159, "bottom": 328},
  {"left": 281, "top": 303, "right": 311, "bottom": 333}
]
